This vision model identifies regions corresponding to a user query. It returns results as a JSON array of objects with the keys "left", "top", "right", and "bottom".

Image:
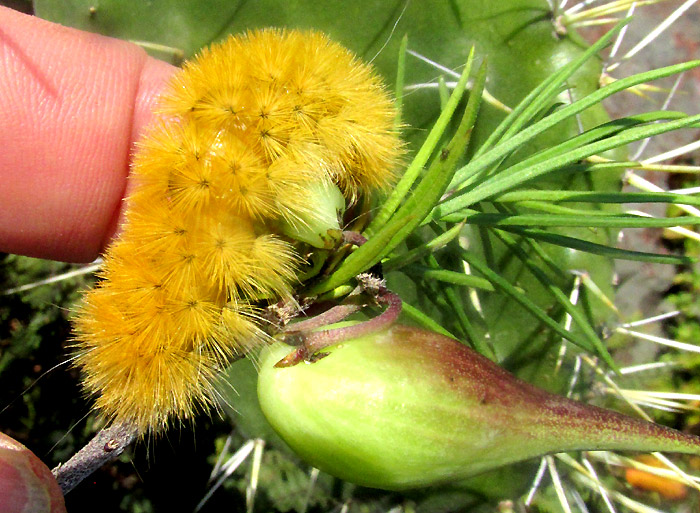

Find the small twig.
[
  {"left": 269, "top": 230, "right": 403, "bottom": 365},
  {"left": 259, "top": 296, "right": 316, "bottom": 334},
  {"left": 276, "top": 274, "right": 403, "bottom": 367},
  {"left": 271, "top": 230, "right": 374, "bottom": 335},
  {"left": 296, "top": 286, "right": 401, "bottom": 351},
  {"left": 285, "top": 300, "right": 365, "bottom": 333},
  {"left": 52, "top": 422, "right": 138, "bottom": 495},
  {"left": 342, "top": 230, "right": 368, "bottom": 246}
]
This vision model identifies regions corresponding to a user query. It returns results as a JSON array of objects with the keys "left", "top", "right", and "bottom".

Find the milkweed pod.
[{"left": 257, "top": 325, "right": 700, "bottom": 490}]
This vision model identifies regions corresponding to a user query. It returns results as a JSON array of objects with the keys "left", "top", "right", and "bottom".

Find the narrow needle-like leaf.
[
  {"left": 493, "top": 189, "right": 700, "bottom": 208},
  {"left": 494, "top": 230, "right": 618, "bottom": 370},
  {"left": 448, "top": 59, "right": 700, "bottom": 196},
  {"left": 310, "top": 51, "right": 482, "bottom": 295},
  {"left": 401, "top": 302, "right": 457, "bottom": 339},
  {"left": 365, "top": 46, "right": 471, "bottom": 237},
  {"left": 474, "top": 18, "right": 631, "bottom": 158},
  {"left": 458, "top": 248, "right": 601, "bottom": 353},
  {"left": 393, "top": 34, "right": 408, "bottom": 130},
  {"left": 502, "top": 227, "right": 694, "bottom": 265},
  {"left": 402, "top": 265, "right": 495, "bottom": 291},
  {"left": 383, "top": 222, "right": 464, "bottom": 272},
  {"left": 435, "top": 112, "right": 700, "bottom": 219},
  {"left": 446, "top": 210, "right": 700, "bottom": 228}
]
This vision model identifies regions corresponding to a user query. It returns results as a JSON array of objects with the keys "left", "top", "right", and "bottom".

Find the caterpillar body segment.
[{"left": 73, "top": 29, "right": 401, "bottom": 434}]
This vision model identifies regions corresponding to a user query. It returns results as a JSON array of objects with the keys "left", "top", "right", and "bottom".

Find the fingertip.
[
  {"left": 0, "top": 432, "right": 67, "bottom": 513},
  {"left": 0, "top": 7, "right": 176, "bottom": 262},
  {"left": 102, "top": 53, "right": 177, "bottom": 255}
]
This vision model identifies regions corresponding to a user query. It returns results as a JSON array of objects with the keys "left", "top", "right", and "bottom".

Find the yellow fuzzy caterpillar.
[{"left": 73, "top": 29, "right": 401, "bottom": 434}]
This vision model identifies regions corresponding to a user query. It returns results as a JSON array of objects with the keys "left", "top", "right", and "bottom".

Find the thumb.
[
  {"left": 0, "top": 7, "right": 176, "bottom": 262},
  {"left": 0, "top": 431, "right": 67, "bottom": 513}
]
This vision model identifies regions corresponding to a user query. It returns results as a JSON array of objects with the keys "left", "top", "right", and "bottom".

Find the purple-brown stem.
[
  {"left": 284, "top": 301, "right": 365, "bottom": 335},
  {"left": 342, "top": 231, "right": 368, "bottom": 247},
  {"left": 276, "top": 285, "right": 402, "bottom": 367},
  {"left": 276, "top": 230, "right": 398, "bottom": 366}
]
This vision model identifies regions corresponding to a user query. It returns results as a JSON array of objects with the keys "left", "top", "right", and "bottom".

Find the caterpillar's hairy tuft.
[{"left": 72, "top": 29, "right": 401, "bottom": 434}]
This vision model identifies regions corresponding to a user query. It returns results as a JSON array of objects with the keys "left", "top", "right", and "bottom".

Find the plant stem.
[{"left": 52, "top": 422, "right": 138, "bottom": 495}]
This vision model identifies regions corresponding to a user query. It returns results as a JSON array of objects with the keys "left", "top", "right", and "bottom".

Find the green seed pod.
[{"left": 258, "top": 325, "right": 700, "bottom": 490}]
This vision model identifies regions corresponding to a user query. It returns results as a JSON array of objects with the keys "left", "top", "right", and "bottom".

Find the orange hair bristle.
[{"left": 72, "top": 29, "right": 401, "bottom": 434}]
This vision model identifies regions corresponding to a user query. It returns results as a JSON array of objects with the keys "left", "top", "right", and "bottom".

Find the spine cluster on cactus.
[{"left": 72, "top": 29, "right": 401, "bottom": 434}]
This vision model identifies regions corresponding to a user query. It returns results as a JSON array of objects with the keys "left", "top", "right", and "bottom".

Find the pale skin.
[
  {"left": 0, "top": 6, "right": 175, "bottom": 511},
  {"left": 0, "top": 6, "right": 175, "bottom": 262}
]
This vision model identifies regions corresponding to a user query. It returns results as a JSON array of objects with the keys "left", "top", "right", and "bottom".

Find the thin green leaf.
[
  {"left": 488, "top": 203, "right": 579, "bottom": 281},
  {"left": 401, "top": 302, "right": 457, "bottom": 339},
  {"left": 456, "top": 110, "right": 688, "bottom": 191},
  {"left": 434, "top": 113, "right": 700, "bottom": 219},
  {"left": 493, "top": 230, "right": 618, "bottom": 370},
  {"left": 491, "top": 200, "right": 623, "bottom": 217},
  {"left": 364, "top": 47, "right": 474, "bottom": 238},
  {"left": 424, "top": 253, "right": 497, "bottom": 361},
  {"left": 458, "top": 248, "right": 600, "bottom": 353},
  {"left": 492, "top": 111, "right": 687, "bottom": 172},
  {"left": 450, "top": 59, "right": 700, "bottom": 192},
  {"left": 556, "top": 161, "right": 635, "bottom": 176},
  {"left": 474, "top": 18, "right": 631, "bottom": 158},
  {"left": 494, "top": 189, "right": 700, "bottom": 207},
  {"left": 381, "top": 59, "right": 487, "bottom": 252},
  {"left": 447, "top": 210, "right": 700, "bottom": 228},
  {"left": 501, "top": 227, "right": 694, "bottom": 265},
  {"left": 393, "top": 34, "right": 408, "bottom": 131},
  {"left": 309, "top": 49, "right": 479, "bottom": 295},
  {"left": 383, "top": 222, "right": 464, "bottom": 272},
  {"left": 402, "top": 265, "right": 495, "bottom": 291},
  {"left": 438, "top": 76, "right": 450, "bottom": 111},
  {"left": 455, "top": 110, "right": 688, "bottom": 193}
]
